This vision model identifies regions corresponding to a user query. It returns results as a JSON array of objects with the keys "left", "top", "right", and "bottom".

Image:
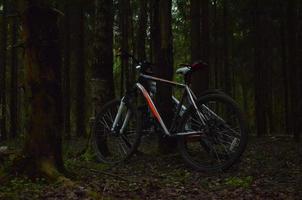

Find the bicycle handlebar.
[
  {"left": 116, "top": 49, "right": 154, "bottom": 74},
  {"left": 116, "top": 49, "right": 140, "bottom": 64}
]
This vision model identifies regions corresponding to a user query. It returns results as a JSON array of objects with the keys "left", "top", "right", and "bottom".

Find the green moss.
[
  {"left": 39, "top": 159, "right": 62, "bottom": 181},
  {"left": 0, "top": 177, "right": 47, "bottom": 199},
  {"left": 225, "top": 176, "right": 253, "bottom": 188}
]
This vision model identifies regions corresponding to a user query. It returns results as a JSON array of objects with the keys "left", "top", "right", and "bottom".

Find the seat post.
[{"left": 184, "top": 73, "right": 192, "bottom": 86}]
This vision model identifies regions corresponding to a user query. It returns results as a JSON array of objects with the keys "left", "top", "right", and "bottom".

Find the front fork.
[{"left": 111, "top": 97, "right": 132, "bottom": 134}]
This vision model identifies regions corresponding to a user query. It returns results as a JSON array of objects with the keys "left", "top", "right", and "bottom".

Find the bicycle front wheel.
[
  {"left": 92, "top": 99, "right": 141, "bottom": 164},
  {"left": 178, "top": 93, "right": 248, "bottom": 172}
]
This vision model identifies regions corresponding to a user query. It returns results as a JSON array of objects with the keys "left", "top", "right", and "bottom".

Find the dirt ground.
[{"left": 0, "top": 136, "right": 301, "bottom": 199}]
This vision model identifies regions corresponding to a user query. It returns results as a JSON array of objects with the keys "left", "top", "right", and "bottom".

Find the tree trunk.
[
  {"left": 63, "top": 1, "right": 71, "bottom": 139},
  {"left": 10, "top": 4, "right": 19, "bottom": 139},
  {"left": 118, "top": 0, "right": 131, "bottom": 94},
  {"left": 253, "top": 0, "right": 268, "bottom": 136},
  {"left": 156, "top": 0, "right": 175, "bottom": 153},
  {"left": 296, "top": 1, "right": 302, "bottom": 140},
  {"left": 190, "top": 0, "right": 201, "bottom": 61},
  {"left": 150, "top": 0, "right": 160, "bottom": 63},
  {"left": 136, "top": 0, "right": 148, "bottom": 61},
  {"left": 287, "top": 0, "right": 299, "bottom": 141},
  {"left": 213, "top": 0, "right": 219, "bottom": 89},
  {"left": 75, "top": 4, "right": 86, "bottom": 137},
  {"left": 190, "top": 0, "right": 209, "bottom": 97},
  {"left": 223, "top": 0, "right": 231, "bottom": 95},
  {"left": 92, "top": 0, "right": 114, "bottom": 115},
  {"left": 17, "top": 3, "right": 64, "bottom": 179},
  {"left": 0, "top": 0, "right": 8, "bottom": 141},
  {"left": 128, "top": 1, "right": 135, "bottom": 83},
  {"left": 280, "top": 12, "right": 290, "bottom": 135}
]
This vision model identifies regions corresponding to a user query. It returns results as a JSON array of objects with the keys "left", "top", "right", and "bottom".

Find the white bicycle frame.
[{"left": 111, "top": 73, "right": 208, "bottom": 137}]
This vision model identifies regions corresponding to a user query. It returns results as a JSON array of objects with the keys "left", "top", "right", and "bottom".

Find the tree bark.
[
  {"left": 128, "top": 1, "right": 135, "bottom": 83},
  {"left": 136, "top": 0, "right": 148, "bottom": 61},
  {"left": 150, "top": 0, "right": 160, "bottom": 64},
  {"left": 287, "top": 0, "right": 300, "bottom": 141},
  {"left": 118, "top": 0, "right": 131, "bottom": 94},
  {"left": 63, "top": 1, "right": 71, "bottom": 139},
  {"left": 253, "top": 0, "right": 269, "bottom": 136},
  {"left": 0, "top": 0, "right": 8, "bottom": 141},
  {"left": 223, "top": 0, "right": 231, "bottom": 95},
  {"left": 74, "top": 3, "right": 86, "bottom": 137},
  {"left": 280, "top": 11, "right": 290, "bottom": 135},
  {"left": 213, "top": 0, "right": 219, "bottom": 89},
  {"left": 10, "top": 3, "right": 19, "bottom": 138},
  {"left": 17, "top": 3, "right": 65, "bottom": 179},
  {"left": 296, "top": 1, "right": 302, "bottom": 140},
  {"left": 92, "top": 0, "right": 114, "bottom": 115},
  {"left": 156, "top": 0, "right": 175, "bottom": 153},
  {"left": 190, "top": 0, "right": 210, "bottom": 97},
  {"left": 190, "top": 0, "right": 201, "bottom": 61}
]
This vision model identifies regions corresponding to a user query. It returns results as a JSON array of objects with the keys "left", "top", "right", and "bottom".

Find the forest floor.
[{"left": 0, "top": 136, "right": 301, "bottom": 200}]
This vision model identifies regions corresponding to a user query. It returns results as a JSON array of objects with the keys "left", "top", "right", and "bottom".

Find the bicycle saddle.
[{"left": 176, "top": 61, "right": 208, "bottom": 76}]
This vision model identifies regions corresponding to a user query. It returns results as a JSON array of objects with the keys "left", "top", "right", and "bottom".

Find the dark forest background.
[
  {"left": 1, "top": 0, "right": 301, "bottom": 142},
  {"left": 0, "top": 0, "right": 302, "bottom": 199}
]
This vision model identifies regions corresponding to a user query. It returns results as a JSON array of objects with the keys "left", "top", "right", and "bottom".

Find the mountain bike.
[{"left": 92, "top": 51, "right": 248, "bottom": 172}]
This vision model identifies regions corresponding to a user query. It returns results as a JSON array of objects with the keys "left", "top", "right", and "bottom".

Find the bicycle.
[{"left": 92, "top": 51, "right": 248, "bottom": 172}]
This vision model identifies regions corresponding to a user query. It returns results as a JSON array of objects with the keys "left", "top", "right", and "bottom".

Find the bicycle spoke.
[
  {"left": 108, "top": 110, "right": 115, "bottom": 123},
  {"left": 118, "top": 138, "right": 129, "bottom": 155},
  {"left": 104, "top": 112, "right": 113, "bottom": 124},
  {"left": 100, "top": 117, "right": 111, "bottom": 130},
  {"left": 121, "top": 134, "right": 132, "bottom": 148},
  {"left": 211, "top": 145, "right": 222, "bottom": 163},
  {"left": 216, "top": 136, "right": 233, "bottom": 146},
  {"left": 92, "top": 100, "right": 140, "bottom": 164},
  {"left": 178, "top": 93, "right": 247, "bottom": 172},
  {"left": 190, "top": 116, "right": 203, "bottom": 127}
]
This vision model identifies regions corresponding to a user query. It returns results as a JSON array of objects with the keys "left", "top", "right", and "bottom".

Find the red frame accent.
[{"left": 136, "top": 84, "right": 162, "bottom": 123}]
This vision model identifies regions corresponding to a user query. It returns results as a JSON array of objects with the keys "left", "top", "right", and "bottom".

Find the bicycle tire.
[
  {"left": 178, "top": 93, "right": 248, "bottom": 172},
  {"left": 92, "top": 99, "right": 141, "bottom": 164}
]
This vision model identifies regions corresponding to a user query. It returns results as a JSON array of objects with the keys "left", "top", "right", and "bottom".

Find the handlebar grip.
[{"left": 116, "top": 49, "right": 157, "bottom": 74}]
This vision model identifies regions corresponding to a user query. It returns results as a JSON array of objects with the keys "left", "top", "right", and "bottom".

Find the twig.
[
  {"left": 6, "top": 13, "right": 21, "bottom": 18},
  {"left": 101, "top": 182, "right": 109, "bottom": 200},
  {"left": 74, "top": 164, "right": 130, "bottom": 182},
  {"left": 51, "top": 8, "right": 64, "bottom": 16},
  {"left": 89, "top": 168, "right": 129, "bottom": 182}
]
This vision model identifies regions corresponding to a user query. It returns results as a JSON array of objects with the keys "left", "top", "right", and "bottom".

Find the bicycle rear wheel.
[
  {"left": 178, "top": 93, "right": 248, "bottom": 172},
  {"left": 92, "top": 99, "right": 141, "bottom": 164}
]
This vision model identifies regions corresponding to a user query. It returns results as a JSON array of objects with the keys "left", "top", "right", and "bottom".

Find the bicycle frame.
[{"left": 112, "top": 73, "right": 208, "bottom": 137}]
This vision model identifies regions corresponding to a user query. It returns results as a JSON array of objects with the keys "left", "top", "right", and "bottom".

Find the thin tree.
[
  {"left": 118, "top": 0, "right": 131, "bottom": 94},
  {"left": 10, "top": 2, "right": 19, "bottom": 138},
  {"left": 0, "top": 0, "right": 8, "bottom": 141},
  {"left": 156, "top": 0, "right": 175, "bottom": 153},
  {"left": 75, "top": 3, "right": 86, "bottom": 137},
  {"left": 223, "top": 0, "right": 231, "bottom": 95},
  {"left": 150, "top": 0, "right": 160, "bottom": 63},
  {"left": 213, "top": 0, "right": 219, "bottom": 89},
  {"left": 287, "top": 0, "right": 299, "bottom": 141},
  {"left": 190, "top": 0, "right": 201, "bottom": 62},
  {"left": 63, "top": 0, "right": 71, "bottom": 139},
  {"left": 136, "top": 0, "right": 148, "bottom": 61},
  {"left": 297, "top": 1, "right": 302, "bottom": 139},
  {"left": 92, "top": 0, "right": 115, "bottom": 114},
  {"left": 280, "top": 4, "right": 290, "bottom": 135},
  {"left": 190, "top": 0, "right": 210, "bottom": 97},
  {"left": 253, "top": 0, "right": 269, "bottom": 136}
]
